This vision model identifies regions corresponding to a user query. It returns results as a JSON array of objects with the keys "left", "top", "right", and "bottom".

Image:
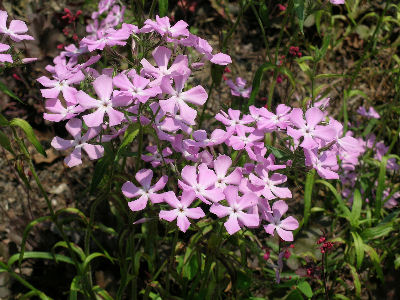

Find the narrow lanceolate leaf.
[
  {"left": 303, "top": 169, "right": 315, "bottom": 227},
  {"left": 0, "top": 81, "right": 24, "bottom": 104},
  {"left": 351, "top": 189, "right": 362, "bottom": 227},
  {"left": 363, "top": 244, "right": 384, "bottom": 282},
  {"left": 374, "top": 156, "right": 388, "bottom": 220},
  {"left": 9, "top": 251, "right": 75, "bottom": 267},
  {"left": 293, "top": 0, "right": 305, "bottom": 34},
  {"left": 315, "top": 180, "right": 351, "bottom": 219},
  {"left": 0, "top": 112, "right": 9, "bottom": 126},
  {"left": 90, "top": 143, "right": 114, "bottom": 193},
  {"left": 351, "top": 232, "right": 365, "bottom": 269},
  {"left": 248, "top": 62, "right": 276, "bottom": 106},
  {"left": 347, "top": 263, "right": 361, "bottom": 298},
  {"left": 296, "top": 280, "right": 313, "bottom": 298},
  {"left": 0, "top": 129, "right": 15, "bottom": 155},
  {"left": 158, "top": 0, "right": 168, "bottom": 17},
  {"left": 116, "top": 123, "right": 140, "bottom": 158},
  {"left": 19, "top": 215, "right": 52, "bottom": 267},
  {"left": 10, "top": 118, "right": 46, "bottom": 157}
]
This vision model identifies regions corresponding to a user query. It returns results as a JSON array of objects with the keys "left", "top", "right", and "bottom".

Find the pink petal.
[
  {"left": 185, "top": 207, "right": 205, "bottom": 219},
  {"left": 177, "top": 214, "right": 191, "bottom": 232},
  {"left": 122, "top": 181, "right": 140, "bottom": 198},
  {"left": 93, "top": 74, "right": 113, "bottom": 100},
  {"left": 83, "top": 109, "right": 105, "bottom": 127},
  {"left": 159, "top": 209, "right": 178, "bottom": 222},
  {"left": 224, "top": 186, "right": 239, "bottom": 207},
  {"left": 76, "top": 91, "right": 98, "bottom": 109},
  {"left": 135, "top": 169, "right": 153, "bottom": 188},
  {"left": 214, "top": 155, "right": 231, "bottom": 178},
  {"left": 128, "top": 195, "right": 149, "bottom": 211},
  {"left": 51, "top": 136, "right": 73, "bottom": 150},
  {"left": 180, "top": 190, "right": 197, "bottom": 207},
  {"left": 65, "top": 118, "right": 82, "bottom": 139},
  {"left": 305, "top": 107, "right": 324, "bottom": 128},
  {"left": 289, "top": 108, "right": 305, "bottom": 129},
  {"left": 280, "top": 216, "right": 299, "bottom": 231},
  {"left": 224, "top": 214, "right": 241, "bottom": 235},
  {"left": 9, "top": 20, "right": 28, "bottom": 34},
  {"left": 64, "top": 147, "right": 82, "bottom": 167},
  {"left": 181, "top": 86, "right": 208, "bottom": 106},
  {"left": 151, "top": 175, "right": 168, "bottom": 192},
  {"left": 264, "top": 224, "right": 276, "bottom": 236},
  {"left": 272, "top": 200, "right": 288, "bottom": 216},
  {"left": 163, "top": 191, "right": 180, "bottom": 208},
  {"left": 106, "top": 108, "right": 124, "bottom": 126},
  {"left": 210, "top": 203, "right": 230, "bottom": 218},
  {"left": 82, "top": 144, "right": 104, "bottom": 160},
  {"left": 181, "top": 165, "right": 197, "bottom": 186},
  {"left": 152, "top": 46, "right": 171, "bottom": 67},
  {"left": 210, "top": 53, "right": 232, "bottom": 65},
  {"left": 198, "top": 164, "right": 217, "bottom": 188},
  {"left": 41, "top": 87, "right": 60, "bottom": 99},
  {"left": 237, "top": 212, "right": 259, "bottom": 227},
  {"left": 276, "top": 227, "right": 294, "bottom": 241}
]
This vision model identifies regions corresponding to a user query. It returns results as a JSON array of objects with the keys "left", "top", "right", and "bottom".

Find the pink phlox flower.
[
  {"left": 257, "top": 154, "right": 287, "bottom": 171},
  {"left": 374, "top": 141, "right": 399, "bottom": 171},
  {"left": 141, "top": 15, "right": 189, "bottom": 38},
  {"left": 141, "top": 46, "right": 189, "bottom": 87},
  {"left": 0, "top": 43, "right": 12, "bottom": 63},
  {"left": 159, "top": 74, "right": 207, "bottom": 125},
  {"left": 308, "top": 96, "right": 330, "bottom": 110},
  {"left": 85, "top": 67, "right": 113, "bottom": 79},
  {"left": 171, "top": 134, "right": 200, "bottom": 162},
  {"left": 215, "top": 109, "right": 254, "bottom": 135},
  {"left": 122, "top": 169, "right": 168, "bottom": 211},
  {"left": 264, "top": 200, "right": 299, "bottom": 241},
  {"left": 178, "top": 163, "right": 225, "bottom": 204},
  {"left": 383, "top": 189, "right": 399, "bottom": 209},
  {"left": 37, "top": 64, "right": 85, "bottom": 104},
  {"left": 61, "top": 44, "right": 88, "bottom": 58},
  {"left": 185, "top": 129, "right": 228, "bottom": 148},
  {"left": 357, "top": 106, "right": 380, "bottom": 119},
  {"left": 0, "top": 10, "right": 34, "bottom": 42},
  {"left": 22, "top": 58, "right": 37, "bottom": 63},
  {"left": 248, "top": 106, "right": 262, "bottom": 123},
  {"left": 113, "top": 72, "right": 161, "bottom": 104},
  {"left": 198, "top": 150, "right": 214, "bottom": 166},
  {"left": 304, "top": 149, "right": 339, "bottom": 179},
  {"left": 210, "top": 186, "right": 259, "bottom": 235},
  {"left": 104, "top": 5, "right": 125, "bottom": 27},
  {"left": 330, "top": 0, "right": 345, "bottom": 4},
  {"left": 98, "top": 125, "right": 127, "bottom": 142},
  {"left": 43, "top": 98, "right": 84, "bottom": 122},
  {"left": 249, "top": 164, "right": 292, "bottom": 200},
  {"left": 80, "top": 23, "right": 134, "bottom": 51},
  {"left": 228, "top": 125, "right": 264, "bottom": 156},
  {"left": 142, "top": 145, "right": 174, "bottom": 167},
  {"left": 97, "top": 0, "right": 116, "bottom": 15},
  {"left": 226, "top": 77, "right": 252, "bottom": 98},
  {"left": 257, "top": 104, "right": 291, "bottom": 131},
  {"left": 76, "top": 74, "right": 131, "bottom": 127},
  {"left": 213, "top": 155, "right": 243, "bottom": 190},
  {"left": 210, "top": 53, "right": 232, "bottom": 65},
  {"left": 287, "top": 107, "right": 336, "bottom": 150},
  {"left": 51, "top": 118, "right": 104, "bottom": 167},
  {"left": 159, "top": 190, "right": 205, "bottom": 232}
]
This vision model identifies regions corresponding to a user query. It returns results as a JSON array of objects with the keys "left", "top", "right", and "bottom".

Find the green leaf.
[
  {"left": 361, "top": 221, "right": 394, "bottom": 241},
  {"left": 158, "top": 0, "right": 168, "bottom": 17},
  {"left": 116, "top": 123, "right": 140, "bottom": 158},
  {"left": 90, "top": 143, "right": 114, "bottom": 193},
  {"left": 82, "top": 252, "right": 107, "bottom": 272},
  {"left": 10, "top": 118, "right": 46, "bottom": 157},
  {"left": 363, "top": 244, "right": 383, "bottom": 282},
  {"left": 0, "top": 112, "right": 9, "bottom": 126},
  {"left": 303, "top": 169, "right": 315, "bottom": 227},
  {"left": 0, "top": 129, "right": 15, "bottom": 155},
  {"left": 315, "top": 180, "right": 351, "bottom": 219},
  {"left": 211, "top": 64, "right": 225, "bottom": 87},
  {"left": 293, "top": 0, "right": 305, "bottom": 34},
  {"left": 347, "top": 263, "right": 361, "bottom": 298},
  {"left": 351, "top": 189, "right": 362, "bottom": 227},
  {"left": 9, "top": 251, "right": 75, "bottom": 267},
  {"left": 297, "top": 280, "right": 313, "bottom": 298},
  {"left": 287, "top": 288, "right": 304, "bottom": 300},
  {"left": 351, "top": 232, "right": 365, "bottom": 269},
  {"left": 52, "top": 241, "right": 86, "bottom": 262},
  {"left": 248, "top": 62, "right": 276, "bottom": 106},
  {"left": 0, "top": 81, "right": 24, "bottom": 104},
  {"left": 69, "top": 276, "right": 81, "bottom": 300},
  {"left": 395, "top": 255, "right": 400, "bottom": 270},
  {"left": 19, "top": 215, "right": 52, "bottom": 267}
]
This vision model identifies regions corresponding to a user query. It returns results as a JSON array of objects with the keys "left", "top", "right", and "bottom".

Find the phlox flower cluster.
[
  {"left": 41, "top": 0, "right": 396, "bottom": 248},
  {"left": 0, "top": 10, "right": 36, "bottom": 64}
]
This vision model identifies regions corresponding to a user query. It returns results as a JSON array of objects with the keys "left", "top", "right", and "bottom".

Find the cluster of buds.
[
  {"left": 289, "top": 46, "right": 302, "bottom": 57},
  {"left": 317, "top": 236, "right": 334, "bottom": 253},
  {"left": 62, "top": 8, "right": 82, "bottom": 24}
]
